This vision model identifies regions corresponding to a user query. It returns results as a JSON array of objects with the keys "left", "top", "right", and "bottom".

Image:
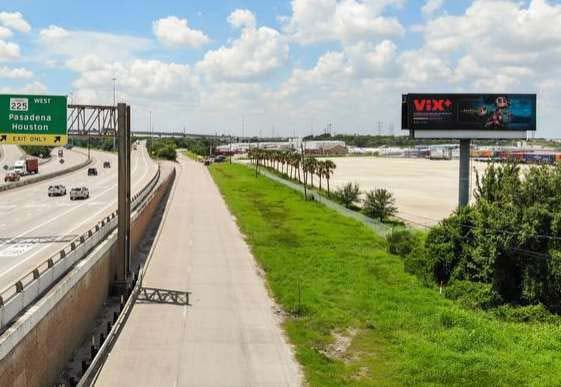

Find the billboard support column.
[{"left": 459, "top": 139, "right": 471, "bottom": 208}]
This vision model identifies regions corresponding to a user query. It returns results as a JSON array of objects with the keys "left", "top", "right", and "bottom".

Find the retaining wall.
[{"left": 0, "top": 167, "right": 176, "bottom": 386}]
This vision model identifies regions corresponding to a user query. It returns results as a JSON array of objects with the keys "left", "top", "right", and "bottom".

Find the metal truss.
[{"left": 67, "top": 104, "right": 117, "bottom": 137}]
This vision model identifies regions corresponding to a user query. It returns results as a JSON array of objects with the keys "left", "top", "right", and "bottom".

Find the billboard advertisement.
[{"left": 402, "top": 94, "right": 536, "bottom": 136}]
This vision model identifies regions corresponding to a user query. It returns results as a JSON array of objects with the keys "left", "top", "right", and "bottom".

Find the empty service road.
[{"left": 0, "top": 144, "right": 158, "bottom": 291}]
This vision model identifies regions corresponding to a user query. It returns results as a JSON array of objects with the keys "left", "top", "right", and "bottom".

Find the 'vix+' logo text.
[{"left": 413, "top": 99, "right": 453, "bottom": 112}]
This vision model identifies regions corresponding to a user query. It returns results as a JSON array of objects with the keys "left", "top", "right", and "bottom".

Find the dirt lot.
[{"left": 325, "top": 157, "right": 490, "bottom": 227}]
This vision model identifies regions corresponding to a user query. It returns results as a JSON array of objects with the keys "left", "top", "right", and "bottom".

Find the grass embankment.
[{"left": 210, "top": 163, "right": 561, "bottom": 386}]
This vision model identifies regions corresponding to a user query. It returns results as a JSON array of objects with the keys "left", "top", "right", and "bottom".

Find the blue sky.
[{"left": 0, "top": 1, "right": 560, "bottom": 137}]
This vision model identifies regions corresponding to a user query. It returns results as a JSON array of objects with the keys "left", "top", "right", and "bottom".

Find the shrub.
[
  {"left": 386, "top": 228, "right": 417, "bottom": 256},
  {"left": 363, "top": 188, "right": 397, "bottom": 222},
  {"left": 20, "top": 145, "right": 53, "bottom": 158},
  {"left": 492, "top": 304, "right": 556, "bottom": 324},
  {"left": 156, "top": 145, "right": 177, "bottom": 161},
  {"left": 334, "top": 182, "right": 361, "bottom": 208},
  {"left": 444, "top": 280, "right": 502, "bottom": 310}
]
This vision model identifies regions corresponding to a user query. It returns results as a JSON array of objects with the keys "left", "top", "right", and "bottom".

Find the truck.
[{"left": 13, "top": 158, "right": 39, "bottom": 176}]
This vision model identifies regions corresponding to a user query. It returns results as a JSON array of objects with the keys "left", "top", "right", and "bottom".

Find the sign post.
[
  {"left": 402, "top": 93, "right": 536, "bottom": 208},
  {"left": 0, "top": 94, "right": 67, "bottom": 145},
  {"left": 116, "top": 103, "right": 131, "bottom": 286}
]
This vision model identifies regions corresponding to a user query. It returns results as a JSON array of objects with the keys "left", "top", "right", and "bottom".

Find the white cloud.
[
  {"left": 39, "top": 25, "right": 151, "bottom": 62},
  {"left": 0, "top": 81, "right": 47, "bottom": 95},
  {"left": 422, "top": 0, "right": 445, "bottom": 17},
  {"left": 0, "top": 66, "right": 32, "bottom": 79},
  {"left": 284, "top": 0, "right": 404, "bottom": 44},
  {"left": 196, "top": 10, "right": 288, "bottom": 82},
  {"left": 0, "top": 26, "right": 12, "bottom": 40},
  {"left": 153, "top": 16, "right": 210, "bottom": 48},
  {"left": 0, "top": 12, "right": 30, "bottom": 33},
  {"left": 0, "top": 40, "right": 19, "bottom": 61},
  {"left": 228, "top": 9, "right": 256, "bottom": 29}
]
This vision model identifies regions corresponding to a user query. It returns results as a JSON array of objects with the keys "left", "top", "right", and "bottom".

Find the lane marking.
[{"left": 0, "top": 150, "right": 154, "bottom": 281}]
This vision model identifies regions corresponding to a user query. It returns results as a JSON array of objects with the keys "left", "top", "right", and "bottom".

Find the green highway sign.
[{"left": 0, "top": 94, "right": 67, "bottom": 145}]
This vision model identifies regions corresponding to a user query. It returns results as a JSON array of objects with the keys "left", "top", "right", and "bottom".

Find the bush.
[
  {"left": 20, "top": 145, "right": 53, "bottom": 158},
  {"left": 492, "top": 304, "right": 556, "bottom": 323},
  {"left": 156, "top": 145, "right": 177, "bottom": 161},
  {"left": 334, "top": 182, "right": 361, "bottom": 208},
  {"left": 444, "top": 280, "right": 502, "bottom": 310},
  {"left": 386, "top": 228, "right": 417, "bottom": 256},
  {"left": 363, "top": 188, "right": 397, "bottom": 222}
]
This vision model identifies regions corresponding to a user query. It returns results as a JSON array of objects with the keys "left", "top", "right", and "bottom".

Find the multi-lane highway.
[
  {"left": 0, "top": 144, "right": 157, "bottom": 292},
  {"left": 0, "top": 144, "right": 88, "bottom": 187}
]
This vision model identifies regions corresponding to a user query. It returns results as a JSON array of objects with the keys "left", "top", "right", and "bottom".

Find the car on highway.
[
  {"left": 4, "top": 171, "right": 20, "bottom": 183},
  {"left": 48, "top": 185, "right": 67, "bottom": 197},
  {"left": 70, "top": 187, "right": 90, "bottom": 200},
  {"left": 87, "top": 168, "right": 98, "bottom": 176},
  {"left": 103, "top": 161, "right": 111, "bottom": 168}
]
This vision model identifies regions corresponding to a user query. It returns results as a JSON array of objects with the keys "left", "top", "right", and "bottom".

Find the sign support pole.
[
  {"left": 459, "top": 138, "right": 471, "bottom": 208},
  {"left": 116, "top": 103, "right": 131, "bottom": 285}
]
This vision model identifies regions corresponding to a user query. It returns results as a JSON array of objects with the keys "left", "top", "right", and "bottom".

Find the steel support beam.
[
  {"left": 459, "top": 139, "right": 471, "bottom": 208},
  {"left": 116, "top": 103, "right": 131, "bottom": 283}
]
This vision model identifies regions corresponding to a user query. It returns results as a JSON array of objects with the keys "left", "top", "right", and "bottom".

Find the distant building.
[{"left": 215, "top": 139, "right": 347, "bottom": 156}]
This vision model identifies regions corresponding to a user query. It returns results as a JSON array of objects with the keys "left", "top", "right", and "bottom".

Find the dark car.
[
  {"left": 103, "top": 161, "right": 111, "bottom": 168},
  {"left": 87, "top": 168, "right": 98, "bottom": 176},
  {"left": 48, "top": 185, "right": 67, "bottom": 197},
  {"left": 214, "top": 155, "right": 226, "bottom": 163}
]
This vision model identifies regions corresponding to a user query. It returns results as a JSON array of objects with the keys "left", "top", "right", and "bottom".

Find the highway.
[
  {"left": 0, "top": 144, "right": 158, "bottom": 292},
  {"left": 95, "top": 155, "right": 301, "bottom": 386},
  {"left": 0, "top": 144, "right": 88, "bottom": 187}
]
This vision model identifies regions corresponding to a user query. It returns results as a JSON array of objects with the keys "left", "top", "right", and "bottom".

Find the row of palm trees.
[{"left": 248, "top": 148, "right": 337, "bottom": 195}]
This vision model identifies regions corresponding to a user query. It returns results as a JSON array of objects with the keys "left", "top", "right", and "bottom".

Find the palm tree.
[
  {"left": 317, "top": 161, "right": 325, "bottom": 191},
  {"left": 362, "top": 188, "right": 397, "bottom": 222},
  {"left": 323, "top": 160, "right": 336, "bottom": 196}
]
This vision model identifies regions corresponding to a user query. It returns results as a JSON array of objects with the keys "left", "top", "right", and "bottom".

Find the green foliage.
[
  {"left": 444, "top": 280, "right": 502, "bottom": 310},
  {"left": 362, "top": 188, "right": 397, "bottom": 222},
  {"left": 20, "top": 145, "right": 53, "bottom": 158},
  {"left": 209, "top": 162, "right": 561, "bottom": 386},
  {"left": 333, "top": 182, "right": 361, "bottom": 208},
  {"left": 492, "top": 304, "right": 556, "bottom": 324},
  {"left": 386, "top": 227, "right": 417, "bottom": 256},
  {"left": 147, "top": 139, "right": 177, "bottom": 160},
  {"left": 424, "top": 161, "right": 561, "bottom": 312},
  {"left": 69, "top": 137, "right": 116, "bottom": 152}
]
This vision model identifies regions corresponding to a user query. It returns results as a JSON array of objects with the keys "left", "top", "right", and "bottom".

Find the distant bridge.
[{"left": 131, "top": 131, "right": 233, "bottom": 140}]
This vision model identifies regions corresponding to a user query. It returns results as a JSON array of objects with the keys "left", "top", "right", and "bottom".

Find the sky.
[{"left": 0, "top": 0, "right": 560, "bottom": 137}]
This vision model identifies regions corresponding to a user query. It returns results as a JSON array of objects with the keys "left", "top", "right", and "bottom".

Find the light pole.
[
  {"left": 149, "top": 111, "right": 152, "bottom": 153},
  {"left": 112, "top": 78, "right": 117, "bottom": 151}
]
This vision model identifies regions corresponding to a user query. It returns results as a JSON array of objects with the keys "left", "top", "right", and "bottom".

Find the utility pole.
[
  {"left": 301, "top": 142, "right": 307, "bottom": 200},
  {"left": 459, "top": 139, "right": 471, "bottom": 208},
  {"left": 149, "top": 111, "right": 152, "bottom": 154}
]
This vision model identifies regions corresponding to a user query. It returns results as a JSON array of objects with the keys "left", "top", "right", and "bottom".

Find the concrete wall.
[{"left": 0, "top": 167, "right": 176, "bottom": 387}]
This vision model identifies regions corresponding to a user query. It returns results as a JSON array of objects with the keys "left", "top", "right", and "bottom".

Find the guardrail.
[
  {"left": 0, "top": 164, "right": 161, "bottom": 330},
  {"left": 78, "top": 166, "right": 176, "bottom": 387}
]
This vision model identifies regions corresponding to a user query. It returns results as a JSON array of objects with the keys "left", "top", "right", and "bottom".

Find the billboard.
[{"left": 402, "top": 94, "right": 536, "bottom": 139}]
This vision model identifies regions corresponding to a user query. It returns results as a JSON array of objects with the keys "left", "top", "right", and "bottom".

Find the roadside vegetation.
[
  {"left": 20, "top": 145, "right": 53, "bottom": 158},
  {"left": 69, "top": 137, "right": 116, "bottom": 152},
  {"left": 210, "top": 162, "right": 561, "bottom": 385},
  {"left": 386, "top": 162, "right": 561, "bottom": 322},
  {"left": 249, "top": 148, "right": 399, "bottom": 223}
]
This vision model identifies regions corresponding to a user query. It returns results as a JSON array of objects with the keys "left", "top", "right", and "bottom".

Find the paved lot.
[
  {"left": 95, "top": 156, "right": 302, "bottom": 387},
  {"left": 325, "top": 157, "right": 490, "bottom": 226}
]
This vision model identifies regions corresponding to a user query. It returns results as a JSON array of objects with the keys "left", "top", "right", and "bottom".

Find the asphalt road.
[
  {"left": 0, "top": 144, "right": 158, "bottom": 292},
  {"left": 0, "top": 144, "right": 88, "bottom": 187},
  {"left": 95, "top": 156, "right": 301, "bottom": 387}
]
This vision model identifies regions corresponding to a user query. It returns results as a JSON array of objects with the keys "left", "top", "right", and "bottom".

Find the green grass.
[
  {"left": 182, "top": 150, "right": 202, "bottom": 161},
  {"left": 209, "top": 163, "right": 561, "bottom": 386}
]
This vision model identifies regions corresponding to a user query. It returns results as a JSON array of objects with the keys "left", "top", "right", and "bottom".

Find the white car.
[
  {"left": 48, "top": 185, "right": 66, "bottom": 197},
  {"left": 70, "top": 187, "right": 90, "bottom": 200}
]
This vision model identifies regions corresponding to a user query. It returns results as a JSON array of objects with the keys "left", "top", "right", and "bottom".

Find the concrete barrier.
[
  {"left": 0, "top": 156, "right": 92, "bottom": 193},
  {"left": 0, "top": 165, "right": 175, "bottom": 386}
]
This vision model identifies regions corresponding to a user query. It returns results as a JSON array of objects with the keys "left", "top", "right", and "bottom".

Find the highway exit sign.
[{"left": 0, "top": 94, "right": 67, "bottom": 146}]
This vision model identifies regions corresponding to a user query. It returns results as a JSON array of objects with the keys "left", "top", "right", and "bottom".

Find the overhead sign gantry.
[{"left": 402, "top": 93, "right": 537, "bottom": 207}]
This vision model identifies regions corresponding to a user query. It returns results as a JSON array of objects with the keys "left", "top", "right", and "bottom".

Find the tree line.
[{"left": 248, "top": 148, "right": 398, "bottom": 223}]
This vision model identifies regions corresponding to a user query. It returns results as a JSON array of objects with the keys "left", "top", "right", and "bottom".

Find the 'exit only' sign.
[{"left": 0, "top": 94, "right": 67, "bottom": 146}]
